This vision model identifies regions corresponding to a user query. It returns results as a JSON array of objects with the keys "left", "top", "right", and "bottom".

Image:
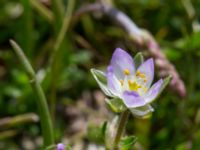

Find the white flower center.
[{"left": 120, "top": 69, "right": 148, "bottom": 95}]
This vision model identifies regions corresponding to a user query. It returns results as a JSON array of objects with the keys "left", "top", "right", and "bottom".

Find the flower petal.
[
  {"left": 107, "top": 66, "right": 122, "bottom": 96},
  {"left": 130, "top": 104, "right": 154, "bottom": 117},
  {"left": 137, "top": 58, "right": 154, "bottom": 89},
  {"left": 143, "top": 79, "right": 163, "bottom": 103},
  {"left": 91, "top": 68, "right": 114, "bottom": 97},
  {"left": 110, "top": 48, "right": 135, "bottom": 79},
  {"left": 122, "top": 91, "right": 146, "bottom": 108}
]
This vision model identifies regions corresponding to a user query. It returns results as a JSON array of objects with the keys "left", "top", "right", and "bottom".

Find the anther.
[
  {"left": 136, "top": 71, "right": 141, "bottom": 76},
  {"left": 128, "top": 80, "right": 133, "bottom": 84},
  {"left": 123, "top": 69, "right": 130, "bottom": 75},
  {"left": 120, "top": 80, "right": 124, "bottom": 86},
  {"left": 136, "top": 71, "right": 146, "bottom": 78},
  {"left": 143, "top": 87, "right": 147, "bottom": 92}
]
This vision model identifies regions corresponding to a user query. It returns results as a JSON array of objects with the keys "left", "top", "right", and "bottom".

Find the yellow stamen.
[
  {"left": 143, "top": 79, "right": 147, "bottom": 83},
  {"left": 136, "top": 71, "right": 141, "bottom": 76},
  {"left": 128, "top": 80, "right": 142, "bottom": 91},
  {"left": 123, "top": 69, "right": 130, "bottom": 75},
  {"left": 136, "top": 71, "right": 146, "bottom": 78},
  {"left": 120, "top": 80, "right": 124, "bottom": 86},
  {"left": 143, "top": 87, "right": 147, "bottom": 92}
]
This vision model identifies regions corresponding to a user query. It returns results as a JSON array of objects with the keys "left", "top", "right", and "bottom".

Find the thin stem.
[
  {"left": 0, "top": 130, "right": 18, "bottom": 140},
  {"left": 51, "top": 0, "right": 64, "bottom": 27},
  {"left": 21, "top": 0, "right": 34, "bottom": 58},
  {"left": 50, "top": 0, "right": 76, "bottom": 64},
  {"left": 44, "top": 145, "right": 56, "bottom": 150},
  {"left": 10, "top": 40, "right": 54, "bottom": 149},
  {"left": 113, "top": 110, "right": 130, "bottom": 149},
  {"left": 181, "top": 0, "right": 200, "bottom": 32},
  {"left": 0, "top": 113, "right": 39, "bottom": 129},
  {"left": 30, "top": 0, "right": 54, "bottom": 23},
  {"left": 49, "top": 0, "right": 75, "bottom": 122}
]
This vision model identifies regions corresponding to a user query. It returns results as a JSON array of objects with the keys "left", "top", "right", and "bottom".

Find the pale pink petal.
[
  {"left": 143, "top": 79, "right": 163, "bottom": 103},
  {"left": 137, "top": 58, "right": 154, "bottom": 89},
  {"left": 110, "top": 48, "right": 135, "bottom": 79},
  {"left": 122, "top": 91, "right": 146, "bottom": 108}
]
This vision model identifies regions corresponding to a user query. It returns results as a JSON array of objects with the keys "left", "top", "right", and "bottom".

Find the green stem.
[
  {"left": 0, "top": 130, "right": 18, "bottom": 140},
  {"left": 50, "top": 0, "right": 76, "bottom": 64},
  {"left": 30, "top": 0, "right": 54, "bottom": 23},
  {"left": 0, "top": 113, "right": 38, "bottom": 129},
  {"left": 113, "top": 110, "right": 130, "bottom": 149},
  {"left": 21, "top": 0, "right": 34, "bottom": 58},
  {"left": 49, "top": 0, "right": 75, "bottom": 122},
  {"left": 51, "top": 0, "right": 64, "bottom": 32},
  {"left": 10, "top": 40, "right": 54, "bottom": 149},
  {"left": 44, "top": 145, "right": 57, "bottom": 150}
]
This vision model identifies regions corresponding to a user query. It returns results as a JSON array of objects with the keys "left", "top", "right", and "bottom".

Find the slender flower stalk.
[
  {"left": 53, "top": 0, "right": 76, "bottom": 57},
  {"left": 49, "top": 0, "right": 75, "bottom": 122},
  {"left": 113, "top": 110, "right": 129, "bottom": 149},
  {"left": 10, "top": 40, "right": 54, "bottom": 148},
  {"left": 30, "top": 0, "right": 54, "bottom": 23}
]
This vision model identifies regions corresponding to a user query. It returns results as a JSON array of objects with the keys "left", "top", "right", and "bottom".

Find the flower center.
[
  {"left": 128, "top": 80, "right": 141, "bottom": 91},
  {"left": 120, "top": 69, "right": 148, "bottom": 94}
]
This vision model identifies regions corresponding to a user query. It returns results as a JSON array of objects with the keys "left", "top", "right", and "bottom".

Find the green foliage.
[
  {"left": 87, "top": 123, "right": 105, "bottom": 144},
  {"left": 91, "top": 68, "right": 114, "bottom": 97},
  {"left": 106, "top": 98, "right": 127, "bottom": 113},
  {"left": 101, "top": 121, "right": 107, "bottom": 139},
  {"left": 119, "top": 136, "right": 137, "bottom": 150},
  {"left": 133, "top": 52, "right": 144, "bottom": 68}
]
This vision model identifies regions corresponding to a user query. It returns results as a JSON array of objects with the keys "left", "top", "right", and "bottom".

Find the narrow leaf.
[
  {"left": 134, "top": 52, "right": 144, "bottom": 68},
  {"left": 120, "top": 135, "right": 138, "bottom": 150},
  {"left": 91, "top": 68, "right": 114, "bottom": 97},
  {"left": 160, "top": 75, "right": 172, "bottom": 93},
  {"left": 106, "top": 98, "right": 127, "bottom": 113},
  {"left": 101, "top": 121, "right": 107, "bottom": 141}
]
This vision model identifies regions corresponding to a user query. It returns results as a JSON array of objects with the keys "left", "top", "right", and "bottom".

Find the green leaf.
[
  {"left": 133, "top": 52, "right": 144, "bottom": 68},
  {"left": 90, "top": 68, "right": 114, "bottom": 97},
  {"left": 106, "top": 98, "right": 127, "bottom": 113},
  {"left": 70, "top": 51, "right": 91, "bottom": 64},
  {"left": 100, "top": 121, "right": 107, "bottom": 144},
  {"left": 101, "top": 121, "right": 107, "bottom": 138},
  {"left": 87, "top": 124, "right": 104, "bottom": 144},
  {"left": 159, "top": 75, "right": 172, "bottom": 96},
  {"left": 120, "top": 135, "right": 138, "bottom": 150}
]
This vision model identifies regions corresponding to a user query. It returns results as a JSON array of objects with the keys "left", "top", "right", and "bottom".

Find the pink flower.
[{"left": 91, "top": 48, "right": 167, "bottom": 117}]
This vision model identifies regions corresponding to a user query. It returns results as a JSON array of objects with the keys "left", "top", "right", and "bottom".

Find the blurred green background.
[{"left": 1, "top": 0, "right": 200, "bottom": 149}]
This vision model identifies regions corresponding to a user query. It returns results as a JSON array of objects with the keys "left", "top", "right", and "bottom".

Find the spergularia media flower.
[{"left": 91, "top": 48, "right": 170, "bottom": 117}]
